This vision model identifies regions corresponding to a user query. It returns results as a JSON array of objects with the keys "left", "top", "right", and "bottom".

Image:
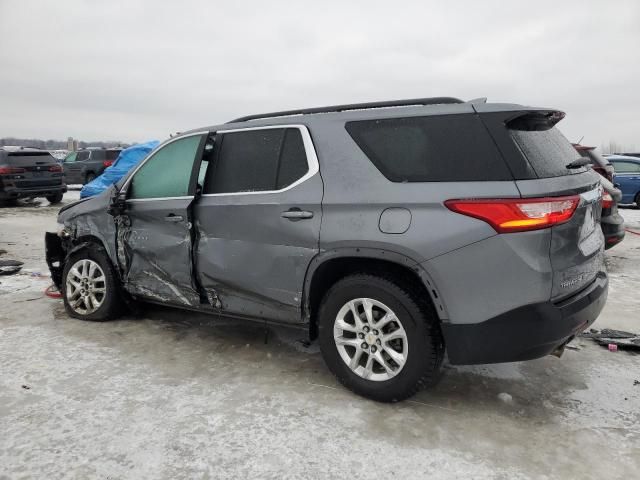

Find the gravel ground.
[{"left": 1, "top": 191, "right": 639, "bottom": 479}]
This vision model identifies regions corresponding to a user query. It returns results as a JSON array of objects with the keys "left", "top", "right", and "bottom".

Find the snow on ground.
[{"left": 0, "top": 194, "right": 639, "bottom": 479}]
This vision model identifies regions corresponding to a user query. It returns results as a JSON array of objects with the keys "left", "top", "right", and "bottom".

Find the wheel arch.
[{"left": 303, "top": 248, "right": 448, "bottom": 340}]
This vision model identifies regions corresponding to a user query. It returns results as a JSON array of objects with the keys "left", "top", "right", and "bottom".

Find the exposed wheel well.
[{"left": 307, "top": 257, "right": 438, "bottom": 340}]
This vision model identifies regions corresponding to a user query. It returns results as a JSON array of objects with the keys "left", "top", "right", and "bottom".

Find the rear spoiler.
[{"left": 505, "top": 110, "right": 566, "bottom": 131}]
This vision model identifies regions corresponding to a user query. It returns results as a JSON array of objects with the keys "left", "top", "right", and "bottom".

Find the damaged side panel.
[{"left": 118, "top": 198, "right": 201, "bottom": 306}]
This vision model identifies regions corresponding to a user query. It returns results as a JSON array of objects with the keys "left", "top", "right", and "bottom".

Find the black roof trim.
[{"left": 228, "top": 97, "right": 464, "bottom": 123}]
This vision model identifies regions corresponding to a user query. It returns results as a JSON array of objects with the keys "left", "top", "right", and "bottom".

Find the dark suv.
[
  {"left": 573, "top": 145, "right": 625, "bottom": 248},
  {"left": 46, "top": 97, "right": 608, "bottom": 402},
  {"left": 0, "top": 147, "right": 66, "bottom": 205},
  {"left": 63, "top": 148, "right": 122, "bottom": 185}
]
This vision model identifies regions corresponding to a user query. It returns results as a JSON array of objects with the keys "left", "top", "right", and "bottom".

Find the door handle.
[
  {"left": 164, "top": 214, "right": 183, "bottom": 222},
  {"left": 281, "top": 208, "right": 313, "bottom": 220}
]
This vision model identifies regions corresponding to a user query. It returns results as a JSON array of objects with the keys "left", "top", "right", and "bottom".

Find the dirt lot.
[{"left": 1, "top": 191, "right": 639, "bottom": 479}]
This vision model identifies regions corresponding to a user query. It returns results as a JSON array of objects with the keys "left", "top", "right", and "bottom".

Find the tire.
[
  {"left": 318, "top": 274, "right": 443, "bottom": 402},
  {"left": 46, "top": 192, "right": 64, "bottom": 204},
  {"left": 84, "top": 172, "right": 96, "bottom": 184},
  {"left": 0, "top": 198, "right": 18, "bottom": 207},
  {"left": 635, "top": 192, "right": 640, "bottom": 209},
  {"left": 62, "top": 246, "right": 124, "bottom": 321}
]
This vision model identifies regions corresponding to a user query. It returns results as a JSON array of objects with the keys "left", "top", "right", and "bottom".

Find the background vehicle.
[
  {"left": 606, "top": 155, "right": 640, "bottom": 207},
  {"left": 47, "top": 97, "right": 607, "bottom": 402},
  {"left": 63, "top": 148, "right": 122, "bottom": 185},
  {"left": 0, "top": 146, "right": 66, "bottom": 205},
  {"left": 573, "top": 144, "right": 625, "bottom": 248}
]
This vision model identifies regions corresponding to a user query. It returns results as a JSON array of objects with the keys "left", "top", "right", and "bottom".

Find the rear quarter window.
[{"left": 345, "top": 114, "right": 513, "bottom": 182}]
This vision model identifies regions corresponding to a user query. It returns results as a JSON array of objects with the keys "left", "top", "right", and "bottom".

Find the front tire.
[
  {"left": 62, "top": 246, "right": 123, "bottom": 321},
  {"left": 318, "top": 274, "right": 443, "bottom": 402}
]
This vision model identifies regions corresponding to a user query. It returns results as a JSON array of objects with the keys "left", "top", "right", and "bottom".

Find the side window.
[
  {"left": 345, "top": 114, "right": 512, "bottom": 182},
  {"left": 64, "top": 152, "right": 77, "bottom": 163},
  {"left": 129, "top": 135, "right": 202, "bottom": 199},
  {"left": 613, "top": 161, "right": 640, "bottom": 173},
  {"left": 76, "top": 151, "right": 90, "bottom": 161},
  {"left": 204, "top": 127, "right": 309, "bottom": 194}
]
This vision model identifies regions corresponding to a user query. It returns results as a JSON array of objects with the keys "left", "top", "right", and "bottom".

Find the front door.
[
  {"left": 193, "top": 125, "right": 323, "bottom": 323},
  {"left": 117, "top": 132, "right": 206, "bottom": 307}
]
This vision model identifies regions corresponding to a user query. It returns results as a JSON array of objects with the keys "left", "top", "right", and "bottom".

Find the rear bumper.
[
  {"left": 442, "top": 271, "right": 608, "bottom": 364},
  {"left": 0, "top": 184, "right": 67, "bottom": 199},
  {"left": 601, "top": 212, "right": 625, "bottom": 249}
]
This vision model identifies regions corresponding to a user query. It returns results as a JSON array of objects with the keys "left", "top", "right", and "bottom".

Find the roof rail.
[{"left": 228, "top": 96, "right": 464, "bottom": 123}]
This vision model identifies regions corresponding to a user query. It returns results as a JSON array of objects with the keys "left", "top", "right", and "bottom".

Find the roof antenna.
[
  {"left": 576, "top": 136, "right": 584, "bottom": 145},
  {"left": 467, "top": 97, "right": 487, "bottom": 104}
]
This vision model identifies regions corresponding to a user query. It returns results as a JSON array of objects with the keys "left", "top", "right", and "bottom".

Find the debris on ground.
[
  {"left": 497, "top": 392, "right": 513, "bottom": 404},
  {"left": 0, "top": 259, "right": 24, "bottom": 276},
  {"left": 580, "top": 328, "right": 640, "bottom": 351}
]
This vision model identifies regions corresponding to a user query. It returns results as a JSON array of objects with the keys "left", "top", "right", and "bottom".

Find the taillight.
[
  {"left": 48, "top": 164, "right": 63, "bottom": 172},
  {"left": 602, "top": 192, "right": 613, "bottom": 209},
  {"left": 103, "top": 160, "right": 113, "bottom": 167},
  {"left": 0, "top": 166, "right": 26, "bottom": 174},
  {"left": 444, "top": 196, "right": 580, "bottom": 233}
]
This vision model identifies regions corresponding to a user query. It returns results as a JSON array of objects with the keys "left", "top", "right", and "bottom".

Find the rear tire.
[
  {"left": 85, "top": 172, "right": 96, "bottom": 184},
  {"left": 62, "top": 246, "right": 124, "bottom": 321},
  {"left": 635, "top": 192, "right": 640, "bottom": 209},
  {"left": 318, "top": 273, "right": 443, "bottom": 402},
  {"left": 46, "top": 192, "right": 64, "bottom": 204}
]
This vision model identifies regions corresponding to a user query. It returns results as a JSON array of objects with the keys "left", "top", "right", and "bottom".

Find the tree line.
[{"left": 0, "top": 137, "right": 128, "bottom": 150}]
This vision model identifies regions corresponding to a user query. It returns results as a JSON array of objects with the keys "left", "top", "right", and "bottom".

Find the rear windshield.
[
  {"left": 509, "top": 127, "right": 585, "bottom": 178},
  {"left": 5, "top": 151, "right": 56, "bottom": 164},
  {"left": 345, "top": 114, "right": 512, "bottom": 182}
]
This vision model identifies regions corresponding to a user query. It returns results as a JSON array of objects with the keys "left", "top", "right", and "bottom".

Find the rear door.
[
  {"left": 193, "top": 125, "right": 322, "bottom": 323},
  {"left": 610, "top": 160, "right": 640, "bottom": 203},
  {"left": 483, "top": 111, "right": 604, "bottom": 300},
  {"left": 64, "top": 150, "right": 89, "bottom": 184},
  {"left": 117, "top": 133, "right": 206, "bottom": 306}
]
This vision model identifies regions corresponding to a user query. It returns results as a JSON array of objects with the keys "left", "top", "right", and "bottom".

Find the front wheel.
[
  {"left": 62, "top": 247, "right": 124, "bottom": 321},
  {"left": 318, "top": 274, "right": 443, "bottom": 402},
  {"left": 46, "top": 192, "right": 64, "bottom": 204}
]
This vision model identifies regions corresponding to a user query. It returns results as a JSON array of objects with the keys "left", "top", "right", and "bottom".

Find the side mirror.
[{"left": 107, "top": 188, "right": 127, "bottom": 217}]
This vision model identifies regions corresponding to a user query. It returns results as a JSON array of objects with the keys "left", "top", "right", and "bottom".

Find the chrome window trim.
[
  {"left": 126, "top": 195, "right": 194, "bottom": 203},
  {"left": 201, "top": 124, "right": 319, "bottom": 197},
  {"left": 122, "top": 131, "right": 207, "bottom": 199}
]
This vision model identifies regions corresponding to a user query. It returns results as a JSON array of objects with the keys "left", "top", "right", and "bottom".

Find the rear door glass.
[
  {"left": 612, "top": 161, "right": 640, "bottom": 173},
  {"left": 345, "top": 114, "right": 512, "bottom": 182},
  {"left": 76, "top": 151, "right": 90, "bottom": 161},
  {"left": 509, "top": 127, "right": 584, "bottom": 178}
]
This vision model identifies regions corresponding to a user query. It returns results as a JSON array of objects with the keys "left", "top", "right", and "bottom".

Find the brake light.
[
  {"left": 48, "top": 164, "right": 63, "bottom": 172},
  {"left": 0, "top": 166, "right": 26, "bottom": 174},
  {"left": 602, "top": 192, "right": 613, "bottom": 209},
  {"left": 103, "top": 160, "right": 113, "bottom": 167},
  {"left": 445, "top": 196, "right": 580, "bottom": 233}
]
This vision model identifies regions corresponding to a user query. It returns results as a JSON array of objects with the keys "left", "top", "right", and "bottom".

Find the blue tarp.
[{"left": 80, "top": 140, "right": 160, "bottom": 198}]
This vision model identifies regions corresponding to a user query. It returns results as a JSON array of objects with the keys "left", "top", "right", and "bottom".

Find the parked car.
[
  {"left": 62, "top": 148, "right": 122, "bottom": 185},
  {"left": 45, "top": 97, "right": 608, "bottom": 402},
  {"left": 605, "top": 155, "right": 640, "bottom": 207},
  {"left": 0, "top": 146, "right": 66, "bottom": 205},
  {"left": 573, "top": 145, "right": 625, "bottom": 248}
]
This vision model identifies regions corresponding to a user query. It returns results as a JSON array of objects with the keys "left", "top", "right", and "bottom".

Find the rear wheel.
[
  {"left": 318, "top": 274, "right": 443, "bottom": 402},
  {"left": 635, "top": 192, "right": 640, "bottom": 209},
  {"left": 62, "top": 247, "right": 123, "bottom": 321},
  {"left": 84, "top": 172, "right": 96, "bottom": 184},
  {"left": 46, "top": 192, "right": 64, "bottom": 204}
]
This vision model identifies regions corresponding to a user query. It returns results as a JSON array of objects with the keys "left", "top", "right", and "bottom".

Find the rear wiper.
[{"left": 566, "top": 158, "right": 591, "bottom": 169}]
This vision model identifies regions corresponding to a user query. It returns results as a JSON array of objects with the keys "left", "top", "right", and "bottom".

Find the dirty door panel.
[
  {"left": 194, "top": 126, "right": 322, "bottom": 323},
  {"left": 119, "top": 133, "right": 205, "bottom": 306}
]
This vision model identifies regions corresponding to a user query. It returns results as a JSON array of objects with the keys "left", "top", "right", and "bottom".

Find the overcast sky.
[{"left": 1, "top": 0, "right": 638, "bottom": 149}]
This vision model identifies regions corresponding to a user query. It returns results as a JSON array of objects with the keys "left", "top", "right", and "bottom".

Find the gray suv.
[{"left": 45, "top": 97, "right": 608, "bottom": 402}]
